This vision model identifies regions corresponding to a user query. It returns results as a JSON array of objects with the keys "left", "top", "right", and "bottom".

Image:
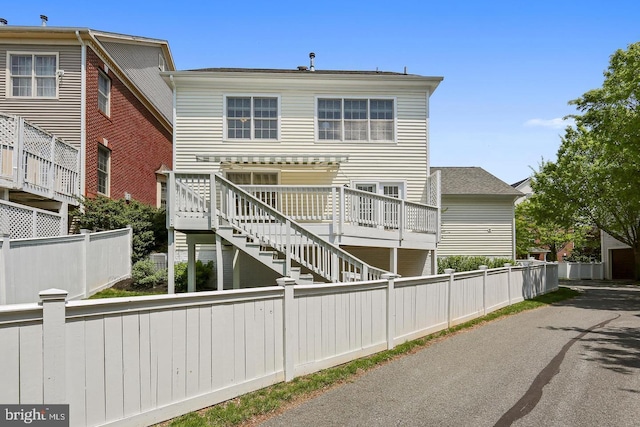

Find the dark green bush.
[
  {"left": 437, "top": 256, "right": 515, "bottom": 274},
  {"left": 74, "top": 196, "right": 167, "bottom": 263},
  {"left": 132, "top": 259, "right": 167, "bottom": 288},
  {"left": 175, "top": 260, "right": 214, "bottom": 292}
]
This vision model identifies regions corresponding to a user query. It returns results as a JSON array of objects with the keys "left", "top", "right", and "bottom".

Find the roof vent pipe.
[
  {"left": 0, "top": 18, "right": 7, "bottom": 26},
  {"left": 309, "top": 52, "right": 315, "bottom": 72},
  {"left": 40, "top": 15, "right": 48, "bottom": 26}
]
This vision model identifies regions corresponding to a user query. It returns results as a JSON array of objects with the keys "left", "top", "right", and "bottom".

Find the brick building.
[{"left": 1, "top": 23, "right": 173, "bottom": 224}]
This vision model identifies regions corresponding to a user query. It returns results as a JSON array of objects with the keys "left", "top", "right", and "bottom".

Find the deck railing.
[
  {"left": 242, "top": 185, "right": 440, "bottom": 236},
  {"left": 168, "top": 173, "right": 390, "bottom": 282},
  {"left": 0, "top": 112, "right": 81, "bottom": 205}
]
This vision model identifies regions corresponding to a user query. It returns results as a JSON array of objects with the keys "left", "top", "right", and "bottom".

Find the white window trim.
[
  {"left": 6, "top": 51, "right": 60, "bottom": 99},
  {"left": 98, "top": 69, "right": 111, "bottom": 116},
  {"left": 223, "top": 94, "right": 281, "bottom": 142},
  {"left": 97, "top": 145, "right": 111, "bottom": 196},
  {"left": 158, "top": 53, "right": 166, "bottom": 72},
  {"left": 315, "top": 96, "right": 397, "bottom": 143},
  {"left": 351, "top": 180, "right": 406, "bottom": 199}
]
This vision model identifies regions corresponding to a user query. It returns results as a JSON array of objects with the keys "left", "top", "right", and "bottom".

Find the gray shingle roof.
[
  {"left": 431, "top": 167, "right": 523, "bottom": 196},
  {"left": 98, "top": 40, "right": 173, "bottom": 123}
]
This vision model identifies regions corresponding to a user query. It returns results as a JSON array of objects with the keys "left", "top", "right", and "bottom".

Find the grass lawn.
[
  {"left": 88, "top": 288, "right": 164, "bottom": 299},
  {"left": 160, "top": 287, "right": 580, "bottom": 427}
]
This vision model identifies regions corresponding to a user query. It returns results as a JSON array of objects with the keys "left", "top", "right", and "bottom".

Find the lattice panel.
[
  {"left": 2, "top": 203, "right": 34, "bottom": 239},
  {"left": 0, "top": 114, "right": 17, "bottom": 178},
  {"left": 36, "top": 211, "right": 63, "bottom": 237},
  {"left": 428, "top": 170, "right": 441, "bottom": 207},
  {"left": 54, "top": 139, "right": 80, "bottom": 173},
  {"left": 23, "top": 122, "right": 53, "bottom": 159},
  {"left": 0, "top": 113, "right": 17, "bottom": 149}
]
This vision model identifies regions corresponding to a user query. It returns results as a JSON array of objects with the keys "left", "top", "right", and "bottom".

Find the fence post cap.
[
  {"left": 478, "top": 265, "right": 488, "bottom": 270},
  {"left": 39, "top": 288, "right": 68, "bottom": 301},
  {"left": 504, "top": 263, "right": 512, "bottom": 267},
  {"left": 277, "top": 277, "right": 297, "bottom": 287},
  {"left": 382, "top": 273, "right": 400, "bottom": 280},
  {"left": 79, "top": 229, "right": 90, "bottom": 234},
  {"left": 444, "top": 268, "right": 455, "bottom": 274}
]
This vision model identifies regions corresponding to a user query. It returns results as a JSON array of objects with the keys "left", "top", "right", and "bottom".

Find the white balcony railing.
[{"left": 0, "top": 112, "right": 81, "bottom": 205}]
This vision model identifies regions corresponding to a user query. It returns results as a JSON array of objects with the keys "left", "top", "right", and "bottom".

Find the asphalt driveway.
[{"left": 259, "top": 281, "right": 640, "bottom": 427}]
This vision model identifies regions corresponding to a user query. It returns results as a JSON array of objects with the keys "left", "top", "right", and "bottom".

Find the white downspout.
[
  {"left": 167, "top": 74, "right": 177, "bottom": 293},
  {"left": 75, "top": 31, "right": 86, "bottom": 200}
]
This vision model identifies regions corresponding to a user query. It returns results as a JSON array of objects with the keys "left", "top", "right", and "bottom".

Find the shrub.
[
  {"left": 74, "top": 196, "right": 167, "bottom": 263},
  {"left": 131, "top": 259, "right": 167, "bottom": 288},
  {"left": 174, "top": 260, "right": 214, "bottom": 292},
  {"left": 437, "top": 256, "right": 515, "bottom": 274}
]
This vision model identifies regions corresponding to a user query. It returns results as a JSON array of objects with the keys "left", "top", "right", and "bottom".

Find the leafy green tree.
[
  {"left": 75, "top": 196, "right": 167, "bottom": 263},
  {"left": 532, "top": 42, "right": 640, "bottom": 278},
  {"left": 515, "top": 197, "right": 589, "bottom": 261}
]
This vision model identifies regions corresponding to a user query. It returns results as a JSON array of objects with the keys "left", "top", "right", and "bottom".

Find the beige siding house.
[
  {"left": 433, "top": 167, "right": 521, "bottom": 259},
  {"left": 164, "top": 62, "right": 443, "bottom": 289}
]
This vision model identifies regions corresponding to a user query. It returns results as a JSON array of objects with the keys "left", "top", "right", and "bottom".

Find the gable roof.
[
  {"left": 511, "top": 177, "right": 531, "bottom": 188},
  {"left": 0, "top": 26, "right": 174, "bottom": 129},
  {"left": 431, "top": 167, "right": 523, "bottom": 197}
]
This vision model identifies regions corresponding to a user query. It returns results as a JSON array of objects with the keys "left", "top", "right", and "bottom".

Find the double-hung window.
[
  {"left": 226, "top": 96, "right": 278, "bottom": 140},
  {"left": 318, "top": 98, "right": 394, "bottom": 141},
  {"left": 97, "top": 146, "right": 110, "bottom": 196},
  {"left": 9, "top": 53, "right": 58, "bottom": 97},
  {"left": 98, "top": 70, "right": 111, "bottom": 115}
]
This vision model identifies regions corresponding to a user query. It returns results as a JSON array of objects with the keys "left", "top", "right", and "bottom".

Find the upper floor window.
[
  {"left": 226, "top": 96, "right": 278, "bottom": 140},
  {"left": 9, "top": 53, "right": 58, "bottom": 98},
  {"left": 98, "top": 70, "right": 111, "bottom": 116},
  {"left": 317, "top": 98, "right": 394, "bottom": 142}
]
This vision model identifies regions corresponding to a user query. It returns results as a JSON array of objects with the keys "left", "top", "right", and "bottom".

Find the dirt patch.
[{"left": 111, "top": 278, "right": 168, "bottom": 294}]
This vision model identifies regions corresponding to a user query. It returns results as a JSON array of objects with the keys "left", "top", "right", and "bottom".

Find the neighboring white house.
[
  {"left": 432, "top": 167, "right": 522, "bottom": 259},
  {"left": 512, "top": 176, "right": 533, "bottom": 205},
  {"left": 162, "top": 59, "right": 443, "bottom": 289}
]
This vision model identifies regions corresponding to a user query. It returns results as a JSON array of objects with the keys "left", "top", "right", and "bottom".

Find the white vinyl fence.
[
  {"left": 557, "top": 262, "right": 604, "bottom": 280},
  {"left": 0, "top": 263, "right": 557, "bottom": 427},
  {"left": 0, "top": 228, "right": 132, "bottom": 304}
]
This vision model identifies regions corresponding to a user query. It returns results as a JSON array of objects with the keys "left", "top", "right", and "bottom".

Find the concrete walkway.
[{"left": 259, "top": 281, "right": 640, "bottom": 427}]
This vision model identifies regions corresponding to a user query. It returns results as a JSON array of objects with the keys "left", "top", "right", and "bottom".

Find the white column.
[
  {"left": 167, "top": 228, "right": 175, "bottom": 294},
  {"left": 215, "top": 234, "right": 224, "bottom": 291},
  {"left": 389, "top": 248, "right": 398, "bottom": 275},
  {"left": 187, "top": 235, "right": 196, "bottom": 293}
]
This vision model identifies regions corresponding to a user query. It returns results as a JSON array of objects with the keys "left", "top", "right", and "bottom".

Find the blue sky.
[{"left": 3, "top": 1, "right": 639, "bottom": 184}]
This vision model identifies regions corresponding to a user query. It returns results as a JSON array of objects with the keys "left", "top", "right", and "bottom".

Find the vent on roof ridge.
[
  {"left": 0, "top": 18, "right": 7, "bottom": 26},
  {"left": 40, "top": 15, "right": 48, "bottom": 26},
  {"left": 297, "top": 65, "right": 308, "bottom": 71}
]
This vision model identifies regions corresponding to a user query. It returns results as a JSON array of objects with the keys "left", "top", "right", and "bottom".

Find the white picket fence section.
[
  {"left": 0, "top": 228, "right": 132, "bottom": 304},
  {"left": 0, "top": 263, "right": 557, "bottom": 427},
  {"left": 557, "top": 262, "right": 604, "bottom": 280}
]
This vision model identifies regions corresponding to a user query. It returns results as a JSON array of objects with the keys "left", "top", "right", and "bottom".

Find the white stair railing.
[{"left": 216, "top": 175, "right": 388, "bottom": 282}]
